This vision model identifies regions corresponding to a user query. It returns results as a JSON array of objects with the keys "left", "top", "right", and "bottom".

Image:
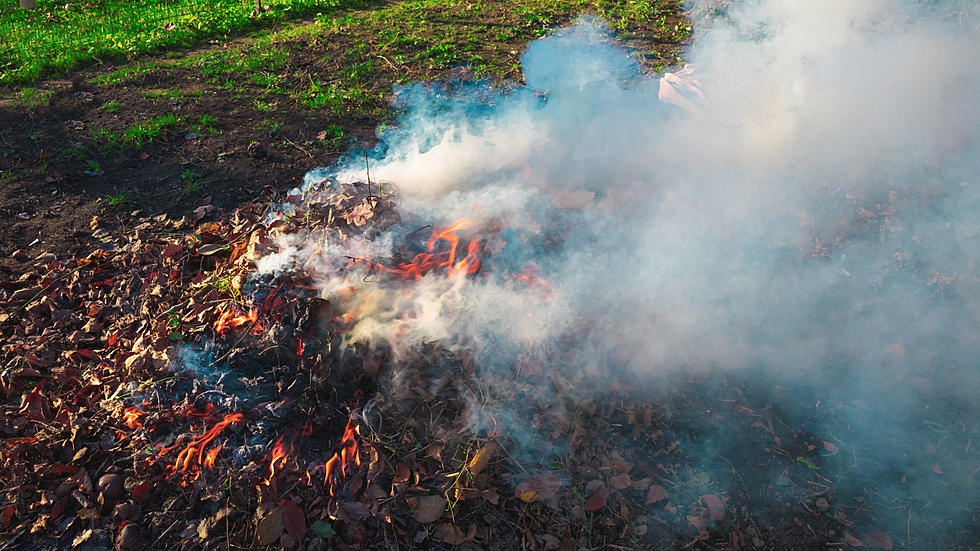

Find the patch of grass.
[
  {"left": 193, "top": 114, "right": 219, "bottom": 135},
  {"left": 16, "top": 87, "right": 53, "bottom": 108},
  {"left": 91, "top": 62, "right": 161, "bottom": 85},
  {"left": 103, "top": 192, "right": 129, "bottom": 206},
  {"left": 121, "top": 114, "right": 184, "bottom": 147},
  {"left": 98, "top": 100, "right": 122, "bottom": 112},
  {"left": 0, "top": 0, "right": 377, "bottom": 85}
]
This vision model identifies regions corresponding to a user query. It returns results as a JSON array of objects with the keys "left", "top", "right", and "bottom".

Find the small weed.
[
  {"left": 83, "top": 160, "right": 104, "bottom": 176},
  {"left": 317, "top": 124, "right": 345, "bottom": 149},
  {"left": 103, "top": 193, "right": 129, "bottom": 206},
  {"left": 98, "top": 100, "right": 121, "bottom": 112},
  {"left": 181, "top": 168, "right": 206, "bottom": 195},
  {"left": 259, "top": 119, "right": 284, "bottom": 134},
  {"left": 255, "top": 99, "right": 278, "bottom": 111},
  {"left": 65, "top": 143, "right": 89, "bottom": 161}
]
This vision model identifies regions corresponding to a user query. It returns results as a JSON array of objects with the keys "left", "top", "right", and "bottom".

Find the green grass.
[
  {"left": 122, "top": 113, "right": 184, "bottom": 147},
  {"left": 15, "top": 87, "right": 53, "bottom": 108},
  {"left": 103, "top": 192, "right": 129, "bottom": 206},
  {"left": 0, "top": 0, "right": 378, "bottom": 85},
  {"left": 180, "top": 167, "right": 206, "bottom": 194}
]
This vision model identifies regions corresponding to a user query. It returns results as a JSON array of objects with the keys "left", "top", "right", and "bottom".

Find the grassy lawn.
[
  {"left": 0, "top": 0, "right": 377, "bottom": 84},
  {"left": 0, "top": 0, "right": 687, "bottom": 87}
]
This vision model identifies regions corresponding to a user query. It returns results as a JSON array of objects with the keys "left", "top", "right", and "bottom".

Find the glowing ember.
[
  {"left": 157, "top": 412, "right": 243, "bottom": 485},
  {"left": 323, "top": 416, "right": 361, "bottom": 495}
]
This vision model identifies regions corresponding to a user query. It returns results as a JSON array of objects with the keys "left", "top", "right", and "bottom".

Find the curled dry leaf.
[
  {"left": 823, "top": 441, "right": 840, "bottom": 455},
  {"left": 467, "top": 441, "right": 496, "bottom": 478},
  {"left": 413, "top": 495, "right": 446, "bottom": 523}
]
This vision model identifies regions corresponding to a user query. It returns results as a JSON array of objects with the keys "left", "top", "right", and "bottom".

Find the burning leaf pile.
[{"left": 3, "top": 3, "right": 980, "bottom": 550}]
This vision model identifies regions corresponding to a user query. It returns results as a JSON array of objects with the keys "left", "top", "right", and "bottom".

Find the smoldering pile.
[{"left": 253, "top": 3, "right": 979, "bottom": 547}]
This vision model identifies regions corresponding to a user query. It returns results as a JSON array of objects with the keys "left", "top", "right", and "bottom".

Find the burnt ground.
[{"left": 1, "top": 2, "right": 978, "bottom": 551}]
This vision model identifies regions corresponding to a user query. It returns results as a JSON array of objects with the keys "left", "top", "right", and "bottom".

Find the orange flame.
[
  {"left": 203, "top": 444, "right": 222, "bottom": 468},
  {"left": 215, "top": 305, "right": 260, "bottom": 335},
  {"left": 158, "top": 412, "right": 243, "bottom": 485},
  {"left": 122, "top": 407, "right": 146, "bottom": 429},
  {"left": 262, "top": 435, "right": 294, "bottom": 486},
  {"left": 384, "top": 219, "right": 482, "bottom": 280},
  {"left": 323, "top": 417, "right": 361, "bottom": 495}
]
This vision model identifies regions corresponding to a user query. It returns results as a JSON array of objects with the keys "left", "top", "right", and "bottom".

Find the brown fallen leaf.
[
  {"left": 468, "top": 441, "right": 497, "bottom": 478},
  {"left": 701, "top": 494, "right": 726, "bottom": 521},
  {"left": 823, "top": 441, "right": 840, "bottom": 454},
  {"left": 434, "top": 522, "right": 474, "bottom": 545},
  {"left": 584, "top": 485, "right": 607, "bottom": 511},
  {"left": 393, "top": 463, "right": 411, "bottom": 484},
  {"left": 646, "top": 484, "right": 666, "bottom": 504},
  {"left": 609, "top": 473, "right": 632, "bottom": 490},
  {"left": 932, "top": 464, "right": 943, "bottom": 475},
  {"left": 844, "top": 531, "right": 865, "bottom": 547},
  {"left": 515, "top": 474, "right": 562, "bottom": 507},
  {"left": 866, "top": 531, "right": 893, "bottom": 550},
  {"left": 256, "top": 506, "right": 283, "bottom": 546},
  {"left": 413, "top": 495, "right": 446, "bottom": 523},
  {"left": 281, "top": 499, "right": 306, "bottom": 542}
]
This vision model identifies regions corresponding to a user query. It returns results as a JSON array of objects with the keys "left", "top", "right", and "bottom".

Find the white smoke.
[{"left": 259, "top": 1, "right": 979, "bottom": 538}]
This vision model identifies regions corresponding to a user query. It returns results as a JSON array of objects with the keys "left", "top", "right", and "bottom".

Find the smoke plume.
[{"left": 262, "top": 0, "right": 979, "bottom": 543}]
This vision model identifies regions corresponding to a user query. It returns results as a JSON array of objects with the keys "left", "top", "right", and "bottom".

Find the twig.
[
  {"left": 364, "top": 147, "right": 372, "bottom": 198},
  {"left": 150, "top": 519, "right": 180, "bottom": 550},
  {"left": 282, "top": 135, "right": 313, "bottom": 158},
  {"left": 0, "top": 529, "right": 26, "bottom": 550}
]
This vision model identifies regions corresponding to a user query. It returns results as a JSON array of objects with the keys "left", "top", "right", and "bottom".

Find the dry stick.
[
  {"left": 364, "top": 147, "right": 372, "bottom": 198},
  {"left": 282, "top": 135, "right": 313, "bottom": 158}
]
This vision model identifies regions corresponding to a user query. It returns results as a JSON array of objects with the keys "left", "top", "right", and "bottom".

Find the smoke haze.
[{"left": 261, "top": 0, "right": 979, "bottom": 543}]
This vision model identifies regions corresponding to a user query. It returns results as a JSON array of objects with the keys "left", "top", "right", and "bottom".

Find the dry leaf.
[
  {"left": 646, "top": 484, "right": 666, "bottom": 504},
  {"left": 584, "top": 485, "right": 607, "bottom": 511},
  {"left": 281, "top": 500, "right": 306, "bottom": 542},
  {"left": 866, "top": 532, "right": 893, "bottom": 550},
  {"left": 701, "top": 494, "right": 726, "bottom": 521},
  {"left": 823, "top": 441, "right": 840, "bottom": 454},
  {"left": 256, "top": 506, "right": 283, "bottom": 546},
  {"left": 413, "top": 495, "right": 446, "bottom": 523},
  {"left": 515, "top": 474, "right": 561, "bottom": 506},
  {"left": 609, "top": 473, "right": 632, "bottom": 490},
  {"left": 468, "top": 441, "right": 497, "bottom": 477},
  {"left": 844, "top": 531, "right": 865, "bottom": 547},
  {"left": 433, "top": 522, "right": 473, "bottom": 545}
]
